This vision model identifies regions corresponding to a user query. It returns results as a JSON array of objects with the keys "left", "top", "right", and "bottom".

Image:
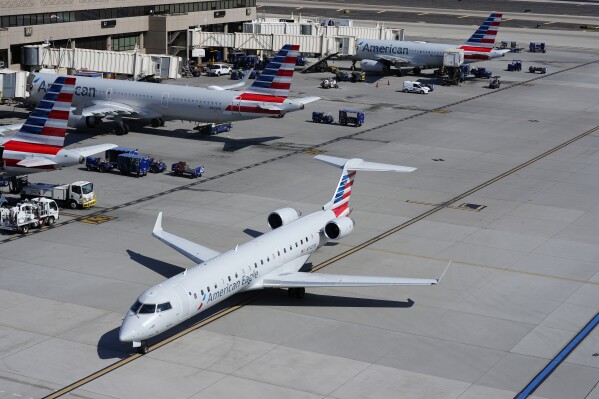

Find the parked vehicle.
[
  {"left": 507, "top": 60, "right": 522, "bottom": 71},
  {"left": 312, "top": 112, "right": 334, "bottom": 124},
  {"left": 117, "top": 154, "right": 151, "bottom": 177},
  {"left": 350, "top": 71, "right": 365, "bottom": 82},
  {"left": 402, "top": 81, "right": 430, "bottom": 94},
  {"left": 336, "top": 71, "right": 351, "bottom": 82},
  {"left": 339, "top": 109, "right": 365, "bottom": 127},
  {"left": 205, "top": 63, "right": 231, "bottom": 76},
  {"left": 529, "top": 42, "right": 546, "bottom": 53},
  {"left": 0, "top": 198, "right": 59, "bottom": 234},
  {"left": 86, "top": 147, "right": 137, "bottom": 173},
  {"left": 171, "top": 162, "right": 204, "bottom": 178},
  {"left": 529, "top": 66, "right": 548, "bottom": 74},
  {"left": 21, "top": 181, "right": 96, "bottom": 209},
  {"left": 195, "top": 122, "right": 233, "bottom": 135},
  {"left": 471, "top": 67, "right": 493, "bottom": 78},
  {"left": 321, "top": 78, "right": 338, "bottom": 89},
  {"left": 149, "top": 159, "right": 167, "bottom": 173},
  {"left": 296, "top": 56, "right": 307, "bottom": 66}
]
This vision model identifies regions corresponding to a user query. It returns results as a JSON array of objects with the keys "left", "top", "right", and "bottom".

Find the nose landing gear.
[{"left": 138, "top": 340, "right": 149, "bottom": 354}]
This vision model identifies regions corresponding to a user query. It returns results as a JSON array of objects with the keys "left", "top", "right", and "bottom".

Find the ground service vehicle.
[
  {"left": 507, "top": 60, "right": 522, "bottom": 71},
  {"left": 529, "top": 66, "right": 548, "bottom": 74},
  {"left": 350, "top": 71, "right": 365, "bottom": 82},
  {"left": 118, "top": 154, "right": 151, "bottom": 176},
  {"left": 321, "top": 78, "right": 338, "bottom": 89},
  {"left": 339, "top": 109, "right": 365, "bottom": 127},
  {"left": 0, "top": 198, "right": 59, "bottom": 234},
  {"left": 529, "top": 42, "right": 546, "bottom": 53},
  {"left": 0, "top": 194, "right": 8, "bottom": 208},
  {"left": 312, "top": 112, "right": 334, "bottom": 124},
  {"left": 471, "top": 67, "right": 493, "bottom": 78},
  {"left": 195, "top": 122, "right": 233, "bottom": 135},
  {"left": 86, "top": 147, "right": 138, "bottom": 173},
  {"left": 489, "top": 76, "right": 501, "bottom": 89},
  {"left": 205, "top": 63, "right": 231, "bottom": 76},
  {"left": 171, "top": 162, "right": 204, "bottom": 178},
  {"left": 402, "top": 81, "right": 431, "bottom": 94},
  {"left": 149, "top": 159, "right": 167, "bottom": 173},
  {"left": 21, "top": 181, "right": 96, "bottom": 209}
]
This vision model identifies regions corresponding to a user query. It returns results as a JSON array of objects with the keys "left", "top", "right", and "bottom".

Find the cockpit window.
[
  {"left": 130, "top": 300, "right": 143, "bottom": 313},
  {"left": 139, "top": 304, "right": 156, "bottom": 314},
  {"left": 157, "top": 302, "right": 172, "bottom": 312}
]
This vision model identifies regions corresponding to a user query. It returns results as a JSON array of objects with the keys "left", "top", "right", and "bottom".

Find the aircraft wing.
[
  {"left": 17, "top": 157, "right": 57, "bottom": 168},
  {"left": 208, "top": 69, "right": 253, "bottom": 90},
  {"left": 262, "top": 272, "right": 439, "bottom": 288},
  {"left": 0, "top": 123, "right": 24, "bottom": 136},
  {"left": 152, "top": 212, "right": 221, "bottom": 265},
  {"left": 68, "top": 143, "right": 119, "bottom": 158},
  {"left": 376, "top": 54, "right": 411, "bottom": 67}
]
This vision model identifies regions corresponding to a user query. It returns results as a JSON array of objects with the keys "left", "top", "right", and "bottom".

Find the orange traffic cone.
[{"left": 375, "top": 81, "right": 379, "bottom": 88}]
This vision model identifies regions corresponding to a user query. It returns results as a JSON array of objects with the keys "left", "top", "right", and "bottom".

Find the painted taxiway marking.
[
  {"left": 79, "top": 215, "right": 116, "bottom": 225},
  {"left": 377, "top": 10, "right": 385, "bottom": 14}
]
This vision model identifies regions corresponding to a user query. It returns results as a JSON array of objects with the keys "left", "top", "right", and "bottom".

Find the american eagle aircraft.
[
  {"left": 120, "top": 155, "right": 446, "bottom": 353},
  {"left": 23, "top": 44, "right": 319, "bottom": 135},
  {"left": 354, "top": 13, "right": 508, "bottom": 75},
  {"left": 0, "top": 76, "right": 116, "bottom": 185}
]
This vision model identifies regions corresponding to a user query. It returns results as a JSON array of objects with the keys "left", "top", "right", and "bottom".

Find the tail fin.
[
  {"left": 316, "top": 155, "right": 416, "bottom": 217},
  {"left": 463, "top": 13, "right": 503, "bottom": 49},
  {"left": 244, "top": 44, "right": 299, "bottom": 98},
  {"left": 14, "top": 76, "right": 75, "bottom": 148}
]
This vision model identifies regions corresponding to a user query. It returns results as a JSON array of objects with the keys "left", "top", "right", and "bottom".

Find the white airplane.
[
  {"left": 0, "top": 75, "right": 116, "bottom": 186},
  {"left": 120, "top": 155, "right": 447, "bottom": 353},
  {"left": 22, "top": 44, "right": 319, "bottom": 135},
  {"left": 355, "top": 13, "right": 509, "bottom": 75}
]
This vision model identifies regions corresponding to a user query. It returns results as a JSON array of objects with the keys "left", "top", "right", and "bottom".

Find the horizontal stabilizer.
[
  {"left": 262, "top": 272, "right": 438, "bottom": 288},
  {"left": 292, "top": 96, "right": 321, "bottom": 105},
  {"left": 152, "top": 212, "right": 220, "bottom": 265},
  {"left": 0, "top": 123, "right": 23, "bottom": 136},
  {"left": 258, "top": 103, "right": 283, "bottom": 111},
  {"left": 208, "top": 69, "right": 252, "bottom": 91},
  {"left": 69, "top": 143, "right": 118, "bottom": 158},
  {"left": 17, "top": 157, "right": 57, "bottom": 168},
  {"left": 315, "top": 154, "right": 416, "bottom": 173}
]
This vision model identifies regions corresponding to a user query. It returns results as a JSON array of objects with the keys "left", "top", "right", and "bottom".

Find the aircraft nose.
[{"left": 119, "top": 318, "right": 138, "bottom": 342}]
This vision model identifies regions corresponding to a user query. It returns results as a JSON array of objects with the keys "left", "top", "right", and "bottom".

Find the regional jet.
[
  {"left": 354, "top": 13, "right": 509, "bottom": 75},
  {"left": 0, "top": 76, "right": 116, "bottom": 185},
  {"left": 120, "top": 155, "right": 447, "bottom": 353},
  {"left": 25, "top": 44, "right": 319, "bottom": 135}
]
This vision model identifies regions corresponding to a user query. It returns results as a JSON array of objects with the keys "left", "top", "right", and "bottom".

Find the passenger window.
[
  {"left": 201, "top": 290, "right": 204, "bottom": 295},
  {"left": 228, "top": 276, "right": 231, "bottom": 281},
  {"left": 306, "top": 237, "right": 308, "bottom": 242},
  {"left": 295, "top": 242, "right": 298, "bottom": 247},
  {"left": 290, "top": 245, "right": 292, "bottom": 250},
  {"left": 235, "top": 273, "right": 238, "bottom": 278},
  {"left": 261, "top": 259, "right": 263, "bottom": 265},
  {"left": 267, "top": 257, "right": 270, "bottom": 262},
  {"left": 214, "top": 284, "right": 217, "bottom": 289},
  {"left": 284, "top": 248, "right": 286, "bottom": 253},
  {"left": 207, "top": 286, "right": 210, "bottom": 292},
  {"left": 301, "top": 239, "right": 303, "bottom": 244},
  {"left": 277, "top": 251, "right": 280, "bottom": 256}
]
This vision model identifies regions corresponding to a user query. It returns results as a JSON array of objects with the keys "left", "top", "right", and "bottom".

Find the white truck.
[
  {"left": 0, "top": 198, "right": 59, "bottom": 234},
  {"left": 402, "top": 81, "right": 431, "bottom": 94},
  {"left": 204, "top": 63, "right": 231, "bottom": 76},
  {"left": 20, "top": 181, "right": 96, "bottom": 209}
]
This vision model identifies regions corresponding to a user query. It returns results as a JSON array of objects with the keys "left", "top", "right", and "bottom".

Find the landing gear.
[
  {"left": 413, "top": 67, "right": 421, "bottom": 75},
  {"left": 114, "top": 123, "right": 129, "bottom": 136},
  {"left": 288, "top": 287, "right": 305, "bottom": 298},
  {"left": 8, "top": 176, "right": 27, "bottom": 194},
  {"left": 151, "top": 118, "right": 160, "bottom": 128},
  {"left": 396, "top": 68, "right": 403, "bottom": 77},
  {"left": 138, "top": 340, "right": 149, "bottom": 354},
  {"left": 159, "top": 118, "right": 165, "bottom": 126}
]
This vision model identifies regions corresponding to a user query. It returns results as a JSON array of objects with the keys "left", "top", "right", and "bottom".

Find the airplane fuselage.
[
  {"left": 354, "top": 39, "right": 506, "bottom": 69},
  {"left": 0, "top": 137, "right": 82, "bottom": 177},
  {"left": 29, "top": 73, "right": 304, "bottom": 123},
  {"left": 119, "top": 210, "right": 337, "bottom": 344}
]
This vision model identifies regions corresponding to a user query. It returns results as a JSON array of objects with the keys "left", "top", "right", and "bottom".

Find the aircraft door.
[
  {"left": 106, "top": 88, "right": 113, "bottom": 100},
  {"left": 172, "top": 283, "right": 191, "bottom": 320},
  {"left": 231, "top": 99, "right": 242, "bottom": 114},
  {"left": 161, "top": 93, "right": 169, "bottom": 108}
]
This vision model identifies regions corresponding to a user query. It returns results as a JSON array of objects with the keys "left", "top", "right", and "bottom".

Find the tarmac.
[{"left": 1, "top": 12, "right": 599, "bottom": 399}]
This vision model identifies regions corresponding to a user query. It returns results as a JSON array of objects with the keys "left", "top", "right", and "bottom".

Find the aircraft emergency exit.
[
  {"left": 0, "top": 76, "right": 116, "bottom": 179},
  {"left": 120, "top": 155, "right": 447, "bottom": 353},
  {"left": 26, "top": 45, "right": 319, "bottom": 135},
  {"left": 355, "top": 13, "right": 508, "bottom": 75}
]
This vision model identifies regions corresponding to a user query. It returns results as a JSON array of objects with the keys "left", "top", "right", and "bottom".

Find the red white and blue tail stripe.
[
  {"left": 463, "top": 13, "right": 502, "bottom": 49},
  {"left": 14, "top": 76, "right": 75, "bottom": 148},
  {"left": 329, "top": 170, "right": 356, "bottom": 217},
  {"left": 245, "top": 44, "right": 299, "bottom": 98}
]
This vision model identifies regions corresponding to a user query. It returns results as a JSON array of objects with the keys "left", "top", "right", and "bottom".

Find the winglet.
[
  {"left": 153, "top": 212, "right": 163, "bottom": 235},
  {"left": 436, "top": 260, "right": 452, "bottom": 284}
]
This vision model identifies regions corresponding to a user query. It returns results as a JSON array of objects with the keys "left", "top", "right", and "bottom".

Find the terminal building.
[{"left": 0, "top": 0, "right": 257, "bottom": 69}]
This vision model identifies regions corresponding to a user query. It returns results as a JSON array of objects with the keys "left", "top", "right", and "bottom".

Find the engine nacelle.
[
  {"left": 360, "top": 59, "right": 390, "bottom": 73},
  {"left": 68, "top": 114, "right": 98, "bottom": 129},
  {"left": 324, "top": 217, "right": 354, "bottom": 240},
  {"left": 267, "top": 207, "right": 301, "bottom": 229}
]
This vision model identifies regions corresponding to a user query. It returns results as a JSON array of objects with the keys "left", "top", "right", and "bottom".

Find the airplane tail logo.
[
  {"left": 463, "top": 13, "right": 502, "bottom": 49},
  {"left": 245, "top": 44, "right": 299, "bottom": 98},
  {"left": 329, "top": 169, "right": 357, "bottom": 217},
  {"left": 14, "top": 76, "right": 75, "bottom": 148}
]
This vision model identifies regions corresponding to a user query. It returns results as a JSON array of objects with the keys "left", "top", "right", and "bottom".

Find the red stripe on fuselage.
[
  {"left": 225, "top": 105, "right": 281, "bottom": 115},
  {"left": 2, "top": 140, "right": 62, "bottom": 154},
  {"left": 236, "top": 93, "right": 287, "bottom": 103},
  {"left": 464, "top": 54, "right": 490, "bottom": 60},
  {"left": 460, "top": 45, "right": 493, "bottom": 52}
]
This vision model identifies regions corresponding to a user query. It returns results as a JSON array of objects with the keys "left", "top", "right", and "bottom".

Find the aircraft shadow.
[
  {"left": 126, "top": 250, "right": 185, "bottom": 279},
  {"left": 252, "top": 290, "right": 415, "bottom": 308}
]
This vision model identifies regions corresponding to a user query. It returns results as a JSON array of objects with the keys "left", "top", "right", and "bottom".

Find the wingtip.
[{"left": 153, "top": 212, "right": 163, "bottom": 234}]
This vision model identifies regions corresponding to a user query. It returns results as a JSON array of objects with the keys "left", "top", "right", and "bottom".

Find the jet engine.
[
  {"left": 360, "top": 59, "right": 390, "bottom": 73},
  {"left": 324, "top": 217, "right": 354, "bottom": 240},
  {"left": 267, "top": 208, "right": 301, "bottom": 229},
  {"left": 68, "top": 114, "right": 98, "bottom": 129}
]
